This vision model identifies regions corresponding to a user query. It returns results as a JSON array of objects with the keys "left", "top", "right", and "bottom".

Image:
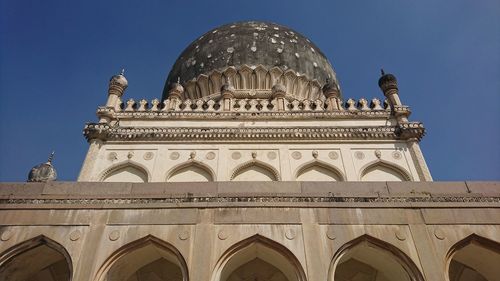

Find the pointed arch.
[
  {"left": 0, "top": 235, "right": 73, "bottom": 281},
  {"left": 330, "top": 234, "right": 424, "bottom": 281},
  {"left": 166, "top": 160, "right": 215, "bottom": 182},
  {"left": 99, "top": 161, "right": 150, "bottom": 182},
  {"left": 211, "top": 234, "right": 307, "bottom": 281},
  {"left": 359, "top": 160, "right": 412, "bottom": 181},
  {"left": 446, "top": 234, "right": 500, "bottom": 281},
  {"left": 94, "top": 235, "right": 188, "bottom": 281},
  {"left": 295, "top": 160, "right": 344, "bottom": 181},
  {"left": 230, "top": 160, "right": 280, "bottom": 181}
]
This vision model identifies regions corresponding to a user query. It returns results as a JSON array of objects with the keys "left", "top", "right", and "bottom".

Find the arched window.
[
  {"left": 360, "top": 162, "right": 410, "bottom": 181},
  {"left": 101, "top": 163, "right": 149, "bottom": 183},
  {"left": 331, "top": 235, "right": 423, "bottom": 281},
  {"left": 447, "top": 234, "right": 500, "bottom": 281},
  {"left": 94, "top": 235, "right": 188, "bottom": 281},
  {"left": 167, "top": 162, "right": 214, "bottom": 182},
  {"left": 212, "top": 235, "right": 306, "bottom": 281},
  {"left": 296, "top": 162, "right": 343, "bottom": 181},
  {"left": 231, "top": 161, "right": 280, "bottom": 181},
  {"left": 0, "top": 235, "right": 72, "bottom": 281}
]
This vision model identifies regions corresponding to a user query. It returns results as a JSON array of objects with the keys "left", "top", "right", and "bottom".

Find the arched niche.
[
  {"left": 100, "top": 162, "right": 149, "bottom": 183},
  {"left": 167, "top": 161, "right": 215, "bottom": 182},
  {"left": 94, "top": 235, "right": 188, "bottom": 281},
  {"left": 447, "top": 234, "right": 500, "bottom": 281},
  {"left": 296, "top": 161, "right": 344, "bottom": 181},
  {"left": 0, "top": 235, "right": 72, "bottom": 281},
  {"left": 212, "top": 235, "right": 306, "bottom": 281},
  {"left": 360, "top": 161, "right": 411, "bottom": 182},
  {"left": 231, "top": 161, "right": 280, "bottom": 181},
  {"left": 330, "top": 235, "right": 424, "bottom": 281}
]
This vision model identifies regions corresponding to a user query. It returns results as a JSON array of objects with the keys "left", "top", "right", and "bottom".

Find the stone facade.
[{"left": 0, "top": 182, "right": 499, "bottom": 281}]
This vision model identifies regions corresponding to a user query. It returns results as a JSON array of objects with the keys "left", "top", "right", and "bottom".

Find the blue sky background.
[{"left": 0, "top": 0, "right": 499, "bottom": 181}]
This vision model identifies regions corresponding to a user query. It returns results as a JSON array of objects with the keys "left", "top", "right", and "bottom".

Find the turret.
[
  {"left": 378, "top": 69, "right": 401, "bottom": 106},
  {"left": 106, "top": 69, "right": 128, "bottom": 108},
  {"left": 221, "top": 77, "right": 235, "bottom": 111},
  {"left": 322, "top": 79, "right": 342, "bottom": 110},
  {"left": 378, "top": 69, "right": 410, "bottom": 123}
]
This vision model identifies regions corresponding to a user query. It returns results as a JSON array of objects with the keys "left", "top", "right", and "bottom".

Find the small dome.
[
  {"left": 28, "top": 153, "right": 57, "bottom": 182},
  {"left": 378, "top": 69, "right": 398, "bottom": 90},
  {"left": 163, "top": 21, "right": 338, "bottom": 100},
  {"left": 109, "top": 70, "right": 128, "bottom": 88}
]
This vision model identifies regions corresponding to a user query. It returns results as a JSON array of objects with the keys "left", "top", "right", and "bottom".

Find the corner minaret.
[{"left": 107, "top": 70, "right": 128, "bottom": 108}]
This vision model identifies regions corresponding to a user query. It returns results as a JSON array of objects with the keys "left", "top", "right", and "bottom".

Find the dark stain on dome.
[{"left": 163, "top": 21, "right": 337, "bottom": 100}]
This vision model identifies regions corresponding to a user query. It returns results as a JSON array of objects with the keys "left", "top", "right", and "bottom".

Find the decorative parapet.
[
  {"left": 96, "top": 97, "right": 412, "bottom": 120},
  {"left": 83, "top": 122, "right": 425, "bottom": 142}
]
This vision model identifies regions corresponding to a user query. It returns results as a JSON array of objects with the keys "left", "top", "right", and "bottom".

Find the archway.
[
  {"left": 0, "top": 235, "right": 72, "bottom": 281},
  {"left": 167, "top": 162, "right": 214, "bottom": 182},
  {"left": 331, "top": 235, "right": 423, "bottom": 281},
  {"left": 101, "top": 162, "right": 149, "bottom": 182},
  {"left": 296, "top": 161, "right": 343, "bottom": 181},
  {"left": 212, "top": 235, "right": 306, "bottom": 281},
  {"left": 360, "top": 162, "right": 410, "bottom": 181},
  {"left": 231, "top": 161, "right": 280, "bottom": 181},
  {"left": 94, "top": 235, "right": 188, "bottom": 281},
  {"left": 447, "top": 234, "right": 500, "bottom": 281}
]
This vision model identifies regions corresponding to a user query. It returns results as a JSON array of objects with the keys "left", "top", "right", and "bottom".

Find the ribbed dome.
[{"left": 163, "top": 21, "right": 338, "bottom": 100}]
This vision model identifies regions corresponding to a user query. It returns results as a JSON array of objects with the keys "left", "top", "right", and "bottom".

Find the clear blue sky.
[{"left": 1, "top": 0, "right": 499, "bottom": 181}]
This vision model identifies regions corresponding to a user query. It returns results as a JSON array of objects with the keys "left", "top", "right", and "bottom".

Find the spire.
[
  {"left": 120, "top": 68, "right": 125, "bottom": 76},
  {"left": 47, "top": 151, "right": 55, "bottom": 164},
  {"left": 380, "top": 68, "right": 385, "bottom": 76}
]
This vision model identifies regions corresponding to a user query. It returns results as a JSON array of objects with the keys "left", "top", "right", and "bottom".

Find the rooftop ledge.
[{"left": 0, "top": 182, "right": 498, "bottom": 209}]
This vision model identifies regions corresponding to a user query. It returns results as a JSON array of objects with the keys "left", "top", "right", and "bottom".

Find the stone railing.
[{"left": 108, "top": 97, "right": 393, "bottom": 113}]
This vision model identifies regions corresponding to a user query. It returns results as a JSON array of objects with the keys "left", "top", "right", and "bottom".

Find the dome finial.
[
  {"left": 177, "top": 76, "right": 181, "bottom": 84},
  {"left": 47, "top": 151, "right": 55, "bottom": 163},
  {"left": 120, "top": 69, "right": 125, "bottom": 76},
  {"left": 380, "top": 68, "right": 385, "bottom": 76}
]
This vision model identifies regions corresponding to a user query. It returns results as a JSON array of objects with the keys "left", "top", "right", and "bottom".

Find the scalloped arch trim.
[{"left": 230, "top": 160, "right": 280, "bottom": 181}]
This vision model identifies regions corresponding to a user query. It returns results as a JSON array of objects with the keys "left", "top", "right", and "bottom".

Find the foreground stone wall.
[{"left": 0, "top": 181, "right": 498, "bottom": 281}]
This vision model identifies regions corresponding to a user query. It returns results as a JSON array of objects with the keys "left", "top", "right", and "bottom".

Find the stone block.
[
  {"left": 387, "top": 181, "right": 468, "bottom": 195},
  {"left": 466, "top": 182, "right": 500, "bottom": 195},
  {"left": 131, "top": 182, "right": 217, "bottom": 195},
  {"left": 42, "top": 181, "right": 132, "bottom": 196},
  {"left": 214, "top": 207, "right": 301, "bottom": 223},
  {"left": 0, "top": 183, "right": 44, "bottom": 196},
  {"left": 217, "top": 181, "right": 301, "bottom": 194},
  {"left": 301, "top": 181, "right": 389, "bottom": 196}
]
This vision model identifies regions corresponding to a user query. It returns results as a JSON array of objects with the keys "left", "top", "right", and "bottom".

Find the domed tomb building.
[
  {"left": 79, "top": 21, "right": 432, "bottom": 182},
  {"left": 2, "top": 21, "right": 498, "bottom": 281}
]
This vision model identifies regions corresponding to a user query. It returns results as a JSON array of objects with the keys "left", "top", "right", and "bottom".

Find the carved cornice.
[
  {"left": 83, "top": 122, "right": 425, "bottom": 142},
  {"left": 2, "top": 194, "right": 498, "bottom": 208}
]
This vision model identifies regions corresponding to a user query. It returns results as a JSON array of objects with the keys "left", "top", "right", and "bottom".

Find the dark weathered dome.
[
  {"left": 27, "top": 153, "right": 57, "bottom": 182},
  {"left": 163, "top": 21, "right": 337, "bottom": 100}
]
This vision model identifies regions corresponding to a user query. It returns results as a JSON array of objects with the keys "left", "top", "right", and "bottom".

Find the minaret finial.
[
  {"left": 120, "top": 69, "right": 125, "bottom": 75},
  {"left": 177, "top": 77, "right": 181, "bottom": 84},
  {"left": 47, "top": 151, "right": 55, "bottom": 163},
  {"left": 380, "top": 69, "right": 385, "bottom": 76}
]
